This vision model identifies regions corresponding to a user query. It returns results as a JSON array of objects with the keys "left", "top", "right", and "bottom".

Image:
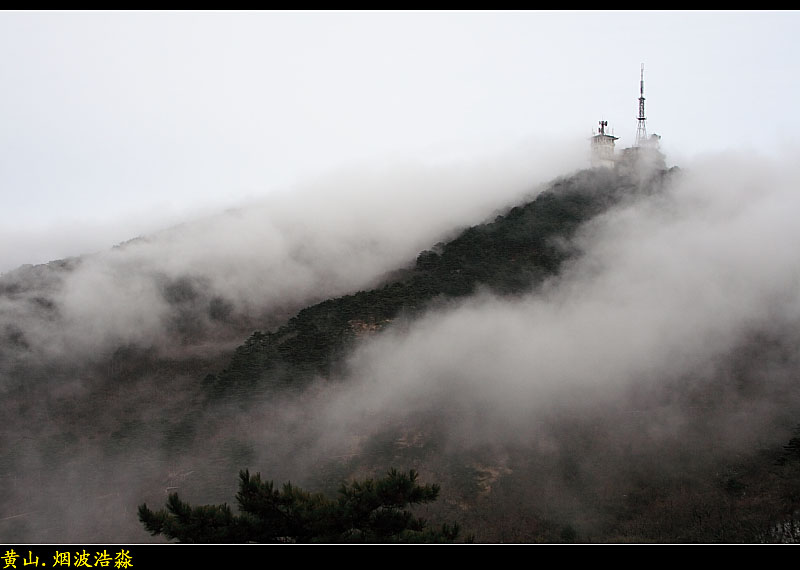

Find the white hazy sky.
[{"left": 1, "top": 10, "right": 799, "bottom": 272}]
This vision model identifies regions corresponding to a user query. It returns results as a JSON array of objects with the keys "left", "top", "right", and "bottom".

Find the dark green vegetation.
[
  {"left": 139, "top": 468, "right": 461, "bottom": 543},
  {"left": 204, "top": 167, "right": 664, "bottom": 398}
]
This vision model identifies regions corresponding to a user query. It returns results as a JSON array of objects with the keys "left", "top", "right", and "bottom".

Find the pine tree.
[{"left": 138, "top": 468, "right": 461, "bottom": 543}]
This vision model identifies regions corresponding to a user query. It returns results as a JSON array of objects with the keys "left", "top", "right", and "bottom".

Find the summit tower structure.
[
  {"left": 635, "top": 63, "right": 647, "bottom": 147},
  {"left": 590, "top": 64, "right": 664, "bottom": 171}
]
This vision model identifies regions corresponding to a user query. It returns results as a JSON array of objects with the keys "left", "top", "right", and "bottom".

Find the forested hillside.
[
  {"left": 5, "top": 160, "right": 800, "bottom": 543},
  {"left": 206, "top": 166, "right": 669, "bottom": 399}
]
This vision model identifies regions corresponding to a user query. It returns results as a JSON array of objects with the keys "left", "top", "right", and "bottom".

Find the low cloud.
[
  {"left": 303, "top": 150, "right": 800, "bottom": 457},
  {"left": 7, "top": 144, "right": 800, "bottom": 542},
  {"left": 0, "top": 138, "right": 585, "bottom": 369}
]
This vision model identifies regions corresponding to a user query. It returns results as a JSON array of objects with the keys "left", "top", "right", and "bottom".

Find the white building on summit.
[{"left": 590, "top": 120, "right": 618, "bottom": 169}]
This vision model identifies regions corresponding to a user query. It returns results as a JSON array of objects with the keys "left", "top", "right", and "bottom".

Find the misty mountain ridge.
[
  {"left": 204, "top": 164, "right": 677, "bottom": 400},
  {"left": 0, "top": 160, "right": 672, "bottom": 399},
  {"left": 5, "top": 154, "right": 800, "bottom": 543}
]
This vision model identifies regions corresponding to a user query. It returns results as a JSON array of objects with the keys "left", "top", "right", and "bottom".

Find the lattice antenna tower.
[{"left": 635, "top": 63, "right": 647, "bottom": 146}]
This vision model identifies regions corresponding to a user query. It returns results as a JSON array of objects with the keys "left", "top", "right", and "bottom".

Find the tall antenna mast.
[{"left": 635, "top": 63, "right": 647, "bottom": 146}]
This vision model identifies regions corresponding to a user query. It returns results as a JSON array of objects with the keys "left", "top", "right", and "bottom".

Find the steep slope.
[
  {"left": 10, "top": 159, "right": 800, "bottom": 544},
  {"left": 3, "top": 164, "right": 663, "bottom": 542},
  {"left": 207, "top": 166, "right": 674, "bottom": 398}
]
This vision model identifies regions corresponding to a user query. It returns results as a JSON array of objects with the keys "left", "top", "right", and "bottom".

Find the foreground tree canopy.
[{"left": 138, "top": 468, "right": 461, "bottom": 543}]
